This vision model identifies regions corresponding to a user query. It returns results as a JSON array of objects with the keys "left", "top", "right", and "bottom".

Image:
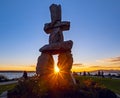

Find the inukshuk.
[{"left": 36, "top": 4, "right": 74, "bottom": 87}]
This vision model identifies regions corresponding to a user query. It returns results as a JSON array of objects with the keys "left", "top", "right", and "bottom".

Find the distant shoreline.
[
  {"left": 0, "top": 71, "right": 35, "bottom": 73},
  {"left": 0, "top": 69, "right": 120, "bottom": 74}
]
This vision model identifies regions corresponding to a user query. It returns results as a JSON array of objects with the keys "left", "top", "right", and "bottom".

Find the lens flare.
[{"left": 54, "top": 65, "right": 60, "bottom": 73}]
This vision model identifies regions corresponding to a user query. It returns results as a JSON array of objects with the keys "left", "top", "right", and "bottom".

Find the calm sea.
[{"left": 0, "top": 72, "right": 36, "bottom": 79}]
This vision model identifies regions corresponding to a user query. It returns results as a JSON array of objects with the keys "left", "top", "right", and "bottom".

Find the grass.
[
  {"left": 0, "top": 83, "right": 17, "bottom": 94},
  {"left": 75, "top": 76, "right": 120, "bottom": 94}
]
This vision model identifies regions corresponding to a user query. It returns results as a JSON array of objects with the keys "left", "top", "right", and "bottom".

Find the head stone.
[{"left": 50, "top": 4, "right": 61, "bottom": 23}]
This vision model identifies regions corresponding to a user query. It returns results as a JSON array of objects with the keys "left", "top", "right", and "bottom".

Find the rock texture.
[
  {"left": 50, "top": 4, "right": 61, "bottom": 23},
  {"left": 36, "top": 53, "right": 54, "bottom": 75},
  {"left": 44, "top": 21, "right": 70, "bottom": 34},
  {"left": 40, "top": 40, "right": 73, "bottom": 54},
  {"left": 57, "top": 51, "right": 73, "bottom": 71}
]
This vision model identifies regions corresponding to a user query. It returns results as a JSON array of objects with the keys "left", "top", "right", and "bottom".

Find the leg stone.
[
  {"left": 57, "top": 51, "right": 74, "bottom": 86},
  {"left": 36, "top": 53, "right": 54, "bottom": 76},
  {"left": 57, "top": 51, "right": 73, "bottom": 71}
]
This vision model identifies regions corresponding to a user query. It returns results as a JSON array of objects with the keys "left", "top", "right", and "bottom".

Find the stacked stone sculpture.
[{"left": 36, "top": 4, "right": 74, "bottom": 87}]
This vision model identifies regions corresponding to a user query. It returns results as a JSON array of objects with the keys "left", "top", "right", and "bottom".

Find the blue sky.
[{"left": 0, "top": 0, "right": 120, "bottom": 71}]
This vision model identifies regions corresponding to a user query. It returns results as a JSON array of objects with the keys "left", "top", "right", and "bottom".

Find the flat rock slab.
[
  {"left": 40, "top": 40, "right": 73, "bottom": 54},
  {"left": 44, "top": 21, "right": 70, "bottom": 34}
]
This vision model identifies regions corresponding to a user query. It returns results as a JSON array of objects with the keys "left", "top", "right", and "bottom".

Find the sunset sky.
[{"left": 0, "top": 0, "right": 120, "bottom": 71}]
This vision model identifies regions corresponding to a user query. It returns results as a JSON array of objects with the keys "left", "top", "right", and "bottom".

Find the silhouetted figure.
[
  {"left": 73, "top": 71, "right": 78, "bottom": 76},
  {"left": 23, "top": 71, "right": 28, "bottom": 79},
  {"left": 101, "top": 71, "right": 104, "bottom": 78},
  {"left": 108, "top": 73, "right": 112, "bottom": 78},
  {"left": 98, "top": 70, "right": 101, "bottom": 76},
  {"left": 83, "top": 71, "right": 86, "bottom": 76},
  {"left": 88, "top": 72, "right": 91, "bottom": 76},
  {"left": 79, "top": 72, "right": 81, "bottom": 76}
]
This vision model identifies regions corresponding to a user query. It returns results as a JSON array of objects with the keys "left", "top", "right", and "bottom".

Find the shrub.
[
  {"left": 8, "top": 76, "right": 49, "bottom": 98},
  {"left": 0, "top": 74, "right": 9, "bottom": 82},
  {"left": 8, "top": 76, "right": 117, "bottom": 98}
]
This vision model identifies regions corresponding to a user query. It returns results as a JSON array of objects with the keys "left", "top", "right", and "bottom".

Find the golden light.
[{"left": 54, "top": 65, "right": 60, "bottom": 73}]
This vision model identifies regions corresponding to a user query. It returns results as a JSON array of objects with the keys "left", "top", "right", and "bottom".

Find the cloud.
[
  {"left": 24, "top": 65, "right": 35, "bottom": 68},
  {"left": 99, "top": 56, "right": 120, "bottom": 63},
  {"left": 73, "top": 63, "right": 83, "bottom": 67},
  {"left": 105, "top": 57, "right": 120, "bottom": 62},
  {"left": 89, "top": 65, "right": 120, "bottom": 69},
  {"left": 29, "top": 65, "right": 35, "bottom": 67},
  {"left": 89, "top": 66, "right": 101, "bottom": 68}
]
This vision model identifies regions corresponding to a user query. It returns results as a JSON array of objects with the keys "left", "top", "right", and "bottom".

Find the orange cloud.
[
  {"left": 104, "top": 56, "right": 120, "bottom": 62},
  {"left": 72, "top": 65, "right": 120, "bottom": 72},
  {"left": 98, "top": 56, "right": 120, "bottom": 63},
  {"left": 89, "top": 65, "right": 120, "bottom": 69},
  {"left": 73, "top": 63, "right": 83, "bottom": 67}
]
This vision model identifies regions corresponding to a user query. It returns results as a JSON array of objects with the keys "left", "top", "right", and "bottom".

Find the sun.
[{"left": 54, "top": 65, "right": 60, "bottom": 73}]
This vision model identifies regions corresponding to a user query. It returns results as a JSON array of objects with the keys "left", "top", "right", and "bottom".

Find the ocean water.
[
  {"left": 0, "top": 72, "right": 36, "bottom": 79},
  {"left": 0, "top": 71, "right": 119, "bottom": 80}
]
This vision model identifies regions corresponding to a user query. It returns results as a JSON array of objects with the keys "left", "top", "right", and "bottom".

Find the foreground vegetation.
[
  {"left": 76, "top": 76, "right": 120, "bottom": 94},
  {"left": 75, "top": 76, "right": 120, "bottom": 94},
  {"left": 7, "top": 75, "right": 117, "bottom": 98},
  {"left": 0, "top": 83, "right": 16, "bottom": 94},
  {"left": 0, "top": 74, "right": 9, "bottom": 82},
  {"left": 0, "top": 75, "right": 119, "bottom": 97}
]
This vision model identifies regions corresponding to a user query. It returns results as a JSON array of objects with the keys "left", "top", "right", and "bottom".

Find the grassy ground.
[
  {"left": 75, "top": 76, "right": 120, "bottom": 94},
  {"left": 0, "top": 76, "right": 120, "bottom": 95},
  {"left": 0, "top": 83, "right": 16, "bottom": 94}
]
